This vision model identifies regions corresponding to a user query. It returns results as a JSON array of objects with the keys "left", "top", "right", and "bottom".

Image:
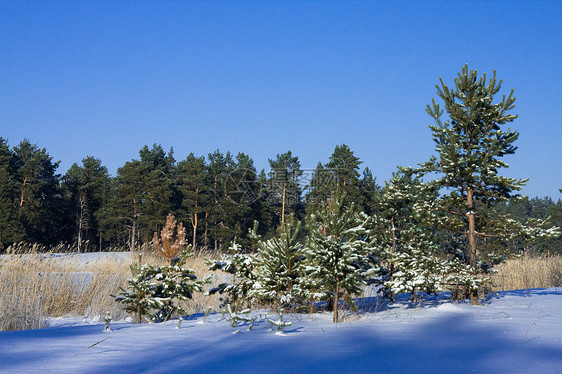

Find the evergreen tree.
[
  {"left": 325, "top": 144, "right": 364, "bottom": 206},
  {"left": 177, "top": 153, "right": 208, "bottom": 249},
  {"left": 0, "top": 138, "right": 20, "bottom": 250},
  {"left": 112, "top": 249, "right": 210, "bottom": 323},
  {"left": 423, "top": 65, "right": 557, "bottom": 304},
  {"left": 305, "top": 162, "right": 331, "bottom": 211},
  {"left": 110, "top": 159, "right": 144, "bottom": 250},
  {"left": 206, "top": 150, "right": 234, "bottom": 251},
  {"left": 225, "top": 152, "right": 260, "bottom": 243},
  {"left": 306, "top": 144, "right": 364, "bottom": 213},
  {"left": 206, "top": 237, "right": 258, "bottom": 310},
  {"left": 374, "top": 167, "right": 444, "bottom": 301},
  {"left": 251, "top": 216, "right": 306, "bottom": 310},
  {"left": 359, "top": 167, "right": 380, "bottom": 216},
  {"left": 11, "top": 139, "right": 65, "bottom": 245},
  {"left": 107, "top": 145, "right": 175, "bottom": 249},
  {"left": 266, "top": 151, "right": 304, "bottom": 224},
  {"left": 496, "top": 196, "right": 562, "bottom": 255},
  {"left": 63, "top": 156, "right": 110, "bottom": 251},
  {"left": 545, "top": 198, "right": 562, "bottom": 255},
  {"left": 137, "top": 145, "right": 175, "bottom": 242},
  {"left": 304, "top": 191, "right": 378, "bottom": 323}
]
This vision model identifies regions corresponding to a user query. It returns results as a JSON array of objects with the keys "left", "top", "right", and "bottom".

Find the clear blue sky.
[{"left": 1, "top": 1, "right": 561, "bottom": 198}]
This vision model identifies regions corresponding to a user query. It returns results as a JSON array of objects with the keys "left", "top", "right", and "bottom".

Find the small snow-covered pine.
[
  {"left": 250, "top": 215, "right": 307, "bottom": 310},
  {"left": 304, "top": 191, "right": 379, "bottom": 323},
  {"left": 206, "top": 237, "right": 258, "bottom": 310},
  {"left": 112, "top": 249, "right": 210, "bottom": 323},
  {"left": 267, "top": 309, "right": 292, "bottom": 335}
]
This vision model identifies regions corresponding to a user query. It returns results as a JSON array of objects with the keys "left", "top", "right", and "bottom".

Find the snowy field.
[{"left": 1, "top": 288, "right": 561, "bottom": 373}]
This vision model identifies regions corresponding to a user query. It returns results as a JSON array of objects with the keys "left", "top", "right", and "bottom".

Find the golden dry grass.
[
  {"left": 0, "top": 244, "right": 223, "bottom": 331},
  {"left": 492, "top": 255, "right": 562, "bottom": 291},
  {"left": 5, "top": 242, "right": 558, "bottom": 331}
]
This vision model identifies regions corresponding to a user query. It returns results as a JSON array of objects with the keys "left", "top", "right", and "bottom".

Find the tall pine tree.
[
  {"left": 424, "top": 65, "right": 536, "bottom": 304},
  {"left": 177, "top": 153, "right": 208, "bottom": 249},
  {"left": 63, "top": 156, "right": 110, "bottom": 251},
  {"left": 266, "top": 151, "right": 304, "bottom": 224}
]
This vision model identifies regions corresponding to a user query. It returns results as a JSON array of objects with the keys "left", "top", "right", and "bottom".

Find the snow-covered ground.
[{"left": 1, "top": 288, "right": 561, "bottom": 373}]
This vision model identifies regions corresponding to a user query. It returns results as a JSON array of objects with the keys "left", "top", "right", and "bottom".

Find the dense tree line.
[
  {"left": 0, "top": 139, "right": 380, "bottom": 252},
  {"left": 1, "top": 137, "right": 560, "bottom": 255}
]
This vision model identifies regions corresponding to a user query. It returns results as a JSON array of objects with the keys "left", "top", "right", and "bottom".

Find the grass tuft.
[{"left": 492, "top": 255, "right": 562, "bottom": 291}]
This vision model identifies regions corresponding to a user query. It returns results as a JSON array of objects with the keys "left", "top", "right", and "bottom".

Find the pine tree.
[
  {"left": 110, "top": 159, "right": 143, "bottom": 250},
  {"left": 137, "top": 145, "right": 175, "bottom": 242},
  {"left": 325, "top": 144, "right": 364, "bottom": 207},
  {"left": 107, "top": 145, "right": 175, "bottom": 249},
  {"left": 11, "top": 139, "right": 65, "bottom": 245},
  {"left": 374, "top": 167, "right": 445, "bottom": 301},
  {"left": 423, "top": 65, "right": 554, "bottom": 304},
  {"left": 112, "top": 248, "right": 210, "bottom": 323},
  {"left": 266, "top": 151, "right": 304, "bottom": 224},
  {"left": 359, "top": 167, "right": 380, "bottom": 216},
  {"left": 267, "top": 309, "right": 292, "bottom": 335},
  {"left": 177, "top": 153, "right": 208, "bottom": 250},
  {"left": 206, "top": 236, "right": 258, "bottom": 311},
  {"left": 304, "top": 191, "right": 378, "bottom": 323},
  {"left": 0, "top": 138, "right": 20, "bottom": 250},
  {"left": 225, "top": 152, "right": 260, "bottom": 243},
  {"left": 63, "top": 156, "right": 110, "bottom": 251},
  {"left": 206, "top": 150, "right": 234, "bottom": 251},
  {"left": 306, "top": 144, "right": 364, "bottom": 214},
  {"left": 251, "top": 215, "right": 306, "bottom": 310}
]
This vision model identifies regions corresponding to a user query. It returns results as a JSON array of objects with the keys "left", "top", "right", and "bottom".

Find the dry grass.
[
  {"left": 492, "top": 255, "right": 562, "bottom": 291},
  {"left": 7, "top": 243, "right": 558, "bottom": 332},
  {"left": 0, "top": 244, "right": 223, "bottom": 331}
]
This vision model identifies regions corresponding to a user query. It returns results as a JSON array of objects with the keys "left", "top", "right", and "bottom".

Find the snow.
[{"left": 1, "top": 288, "right": 561, "bottom": 373}]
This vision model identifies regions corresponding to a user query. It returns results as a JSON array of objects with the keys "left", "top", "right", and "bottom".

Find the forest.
[{"left": 0, "top": 137, "right": 560, "bottom": 255}]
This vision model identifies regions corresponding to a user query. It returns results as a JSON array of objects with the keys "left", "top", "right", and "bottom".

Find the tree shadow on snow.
[{"left": 86, "top": 312, "right": 562, "bottom": 374}]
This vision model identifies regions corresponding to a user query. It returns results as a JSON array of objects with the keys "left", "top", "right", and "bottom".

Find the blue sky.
[{"left": 1, "top": 1, "right": 561, "bottom": 198}]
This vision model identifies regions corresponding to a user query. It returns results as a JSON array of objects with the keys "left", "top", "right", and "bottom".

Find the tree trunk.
[
  {"left": 281, "top": 183, "right": 286, "bottom": 223},
  {"left": 467, "top": 189, "right": 479, "bottom": 305},
  {"left": 18, "top": 176, "right": 28, "bottom": 219},
  {"left": 390, "top": 216, "right": 397, "bottom": 278},
  {"left": 191, "top": 187, "right": 199, "bottom": 250},
  {"left": 131, "top": 221, "right": 136, "bottom": 252},
  {"left": 192, "top": 213, "right": 197, "bottom": 250},
  {"left": 204, "top": 212, "right": 208, "bottom": 247},
  {"left": 389, "top": 217, "right": 397, "bottom": 302},
  {"left": 333, "top": 281, "right": 339, "bottom": 323},
  {"left": 77, "top": 194, "right": 87, "bottom": 253}
]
